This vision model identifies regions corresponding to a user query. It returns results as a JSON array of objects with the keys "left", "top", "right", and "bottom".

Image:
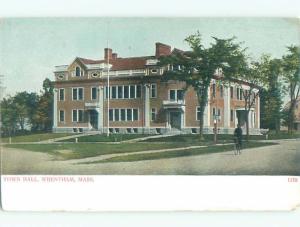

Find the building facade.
[{"left": 53, "top": 42, "right": 261, "bottom": 134}]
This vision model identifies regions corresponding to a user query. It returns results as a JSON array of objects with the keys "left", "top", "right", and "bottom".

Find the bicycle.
[{"left": 233, "top": 137, "right": 242, "bottom": 155}]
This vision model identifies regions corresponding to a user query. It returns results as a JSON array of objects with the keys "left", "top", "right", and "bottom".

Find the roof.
[{"left": 77, "top": 56, "right": 155, "bottom": 71}]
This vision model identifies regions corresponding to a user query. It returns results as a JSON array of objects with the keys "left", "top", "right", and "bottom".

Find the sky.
[{"left": 0, "top": 18, "right": 299, "bottom": 96}]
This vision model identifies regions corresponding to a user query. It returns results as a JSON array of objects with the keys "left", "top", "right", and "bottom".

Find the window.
[
  {"left": 72, "top": 88, "right": 77, "bottom": 100},
  {"left": 78, "top": 110, "right": 84, "bottom": 122},
  {"left": 118, "top": 86, "right": 123, "bottom": 99},
  {"left": 124, "top": 86, "right": 129, "bottom": 98},
  {"left": 236, "top": 88, "right": 240, "bottom": 100},
  {"left": 72, "top": 88, "right": 84, "bottom": 100},
  {"left": 127, "top": 109, "right": 132, "bottom": 121},
  {"left": 218, "top": 109, "right": 221, "bottom": 118},
  {"left": 133, "top": 109, "right": 138, "bottom": 121},
  {"left": 220, "top": 85, "right": 223, "bottom": 98},
  {"left": 177, "top": 90, "right": 184, "bottom": 100},
  {"left": 109, "top": 109, "right": 114, "bottom": 121},
  {"left": 212, "top": 107, "right": 216, "bottom": 117},
  {"left": 230, "top": 109, "right": 234, "bottom": 122},
  {"left": 169, "top": 89, "right": 184, "bottom": 101},
  {"left": 212, "top": 84, "right": 216, "bottom": 98},
  {"left": 240, "top": 89, "right": 243, "bottom": 100},
  {"left": 73, "top": 109, "right": 84, "bottom": 122},
  {"left": 121, "top": 109, "right": 126, "bottom": 121},
  {"left": 112, "top": 86, "right": 117, "bottom": 99},
  {"left": 75, "top": 66, "right": 82, "bottom": 77},
  {"left": 91, "top": 87, "right": 97, "bottom": 100},
  {"left": 59, "top": 110, "right": 65, "bottom": 122},
  {"left": 105, "top": 86, "right": 110, "bottom": 99},
  {"left": 230, "top": 86, "right": 233, "bottom": 98},
  {"left": 59, "top": 88, "right": 64, "bottom": 101},
  {"left": 170, "top": 90, "right": 176, "bottom": 100},
  {"left": 110, "top": 108, "right": 138, "bottom": 121},
  {"left": 130, "top": 85, "right": 136, "bottom": 99},
  {"left": 114, "top": 109, "right": 120, "bottom": 121},
  {"left": 151, "top": 108, "right": 156, "bottom": 121},
  {"left": 151, "top": 84, "right": 157, "bottom": 98},
  {"left": 136, "top": 85, "right": 141, "bottom": 98},
  {"left": 196, "top": 107, "right": 201, "bottom": 121}
]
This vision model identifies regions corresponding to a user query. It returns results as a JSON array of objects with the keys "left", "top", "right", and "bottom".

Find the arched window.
[{"left": 75, "top": 66, "right": 81, "bottom": 77}]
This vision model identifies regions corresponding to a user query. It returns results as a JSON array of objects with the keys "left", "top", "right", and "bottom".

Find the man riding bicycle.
[{"left": 233, "top": 125, "right": 243, "bottom": 155}]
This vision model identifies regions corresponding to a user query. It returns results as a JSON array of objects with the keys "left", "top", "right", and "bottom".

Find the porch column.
[
  {"left": 53, "top": 89, "right": 58, "bottom": 129},
  {"left": 257, "top": 95, "right": 260, "bottom": 128},
  {"left": 204, "top": 87, "right": 210, "bottom": 127},
  {"left": 98, "top": 86, "right": 104, "bottom": 131},
  {"left": 224, "top": 86, "right": 230, "bottom": 128},
  {"left": 144, "top": 84, "right": 150, "bottom": 128}
]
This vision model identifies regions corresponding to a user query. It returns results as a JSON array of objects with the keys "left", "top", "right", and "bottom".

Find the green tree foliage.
[
  {"left": 259, "top": 56, "right": 283, "bottom": 133},
  {"left": 282, "top": 45, "right": 300, "bottom": 134},
  {"left": 159, "top": 32, "right": 247, "bottom": 139},
  {"left": 0, "top": 78, "right": 53, "bottom": 136},
  {"left": 33, "top": 78, "right": 54, "bottom": 131}
]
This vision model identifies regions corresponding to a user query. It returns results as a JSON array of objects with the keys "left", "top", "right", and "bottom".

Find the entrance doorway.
[
  {"left": 236, "top": 110, "right": 246, "bottom": 127},
  {"left": 89, "top": 110, "right": 98, "bottom": 130},
  {"left": 169, "top": 111, "right": 182, "bottom": 129}
]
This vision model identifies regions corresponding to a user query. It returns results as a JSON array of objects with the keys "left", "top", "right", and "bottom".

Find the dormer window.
[{"left": 75, "top": 66, "right": 83, "bottom": 77}]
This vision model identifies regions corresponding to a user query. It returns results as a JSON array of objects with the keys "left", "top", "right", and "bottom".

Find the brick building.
[{"left": 53, "top": 42, "right": 261, "bottom": 134}]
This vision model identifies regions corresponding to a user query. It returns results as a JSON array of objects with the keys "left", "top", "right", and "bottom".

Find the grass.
[
  {"left": 88, "top": 141, "right": 277, "bottom": 164},
  {"left": 1, "top": 133, "right": 73, "bottom": 143},
  {"left": 5, "top": 142, "right": 190, "bottom": 160},
  {"left": 61, "top": 134, "right": 150, "bottom": 143},
  {"left": 143, "top": 131, "right": 300, "bottom": 143}
]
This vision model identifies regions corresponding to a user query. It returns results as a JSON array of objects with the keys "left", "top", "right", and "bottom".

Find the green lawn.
[
  {"left": 88, "top": 141, "right": 277, "bottom": 164},
  {"left": 61, "top": 134, "right": 150, "bottom": 143},
  {"left": 143, "top": 131, "right": 300, "bottom": 143},
  {"left": 5, "top": 142, "right": 189, "bottom": 160},
  {"left": 1, "top": 133, "right": 73, "bottom": 143}
]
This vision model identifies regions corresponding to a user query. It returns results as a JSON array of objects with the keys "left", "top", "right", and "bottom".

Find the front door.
[
  {"left": 89, "top": 110, "right": 98, "bottom": 130},
  {"left": 170, "top": 111, "right": 181, "bottom": 129}
]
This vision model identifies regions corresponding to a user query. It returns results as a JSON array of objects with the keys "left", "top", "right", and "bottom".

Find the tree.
[
  {"left": 13, "top": 91, "right": 38, "bottom": 131},
  {"left": 0, "top": 96, "right": 18, "bottom": 136},
  {"left": 33, "top": 78, "right": 54, "bottom": 131},
  {"left": 160, "top": 32, "right": 248, "bottom": 139},
  {"left": 259, "top": 56, "right": 283, "bottom": 133},
  {"left": 282, "top": 45, "right": 300, "bottom": 134}
]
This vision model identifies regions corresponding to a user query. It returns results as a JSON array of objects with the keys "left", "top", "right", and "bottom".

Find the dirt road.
[{"left": 1, "top": 140, "right": 300, "bottom": 175}]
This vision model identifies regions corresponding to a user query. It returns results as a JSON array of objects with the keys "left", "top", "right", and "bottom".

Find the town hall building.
[{"left": 53, "top": 42, "right": 261, "bottom": 134}]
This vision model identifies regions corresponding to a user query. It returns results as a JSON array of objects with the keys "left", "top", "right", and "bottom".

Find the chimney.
[
  {"left": 155, "top": 42, "right": 171, "bottom": 58},
  {"left": 112, "top": 53, "right": 118, "bottom": 60},
  {"left": 104, "top": 48, "right": 113, "bottom": 60}
]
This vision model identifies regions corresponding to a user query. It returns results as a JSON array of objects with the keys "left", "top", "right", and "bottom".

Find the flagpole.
[{"left": 107, "top": 40, "right": 110, "bottom": 137}]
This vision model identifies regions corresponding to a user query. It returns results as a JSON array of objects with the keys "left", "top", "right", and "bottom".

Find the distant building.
[
  {"left": 284, "top": 98, "right": 300, "bottom": 131},
  {"left": 52, "top": 42, "right": 261, "bottom": 134}
]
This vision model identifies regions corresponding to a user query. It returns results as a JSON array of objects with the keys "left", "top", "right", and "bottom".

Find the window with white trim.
[
  {"left": 109, "top": 108, "right": 139, "bottom": 121},
  {"left": 59, "top": 88, "right": 65, "bottom": 101},
  {"left": 72, "top": 109, "right": 84, "bottom": 122},
  {"left": 169, "top": 89, "right": 184, "bottom": 101},
  {"left": 196, "top": 107, "right": 201, "bottom": 121},
  {"left": 72, "top": 88, "right": 84, "bottom": 100},
  {"left": 212, "top": 83, "right": 216, "bottom": 98},
  {"left": 91, "top": 87, "right": 97, "bottom": 100},
  {"left": 151, "top": 108, "right": 157, "bottom": 121},
  {"left": 150, "top": 84, "right": 157, "bottom": 98},
  {"left": 75, "top": 66, "right": 83, "bottom": 77},
  {"left": 105, "top": 85, "right": 142, "bottom": 99},
  {"left": 59, "top": 110, "right": 65, "bottom": 122}
]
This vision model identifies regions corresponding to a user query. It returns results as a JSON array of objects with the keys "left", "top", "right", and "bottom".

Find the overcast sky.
[{"left": 0, "top": 18, "right": 299, "bottom": 96}]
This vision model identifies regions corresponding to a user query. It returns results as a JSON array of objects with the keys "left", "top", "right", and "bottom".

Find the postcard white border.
[{"left": 2, "top": 175, "right": 300, "bottom": 211}]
